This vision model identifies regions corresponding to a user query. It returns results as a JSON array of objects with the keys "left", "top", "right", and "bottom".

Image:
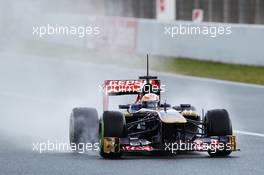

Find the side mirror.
[
  {"left": 173, "top": 106, "right": 181, "bottom": 111},
  {"left": 160, "top": 103, "right": 171, "bottom": 108},
  {"left": 118, "top": 104, "right": 130, "bottom": 109},
  {"left": 180, "top": 104, "right": 191, "bottom": 108}
]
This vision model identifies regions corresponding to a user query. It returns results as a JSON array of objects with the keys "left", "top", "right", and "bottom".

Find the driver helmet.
[{"left": 141, "top": 93, "right": 159, "bottom": 109}]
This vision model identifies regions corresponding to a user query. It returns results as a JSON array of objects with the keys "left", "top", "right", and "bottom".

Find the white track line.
[
  {"left": 234, "top": 130, "right": 264, "bottom": 138},
  {"left": 156, "top": 71, "right": 264, "bottom": 89},
  {"left": 5, "top": 52, "right": 264, "bottom": 89}
]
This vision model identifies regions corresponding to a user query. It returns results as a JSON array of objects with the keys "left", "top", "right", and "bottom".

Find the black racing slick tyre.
[
  {"left": 99, "top": 111, "right": 126, "bottom": 159},
  {"left": 204, "top": 109, "right": 232, "bottom": 157},
  {"left": 69, "top": 107, "right": 99, "bottom": 151}
]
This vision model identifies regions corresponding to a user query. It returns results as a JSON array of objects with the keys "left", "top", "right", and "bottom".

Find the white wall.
[
  {"left": 136, "top": 19, "right": 264, "bottom": 65},
  {"left": 5, "top": 5, "right": 263, "bottom": 66}
]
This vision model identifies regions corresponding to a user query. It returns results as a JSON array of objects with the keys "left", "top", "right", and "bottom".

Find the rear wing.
[
  {"left": 102, "top": 79, "right": 161, "bottom": 111},
  {"left": 103, "top": 80, "right": 161, "bottom": 96},
  {"left": 102, "top": 54, "right": 161, "bottom": 110}
]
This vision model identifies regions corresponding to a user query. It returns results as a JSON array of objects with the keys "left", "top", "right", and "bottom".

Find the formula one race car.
[{"left": 69, "top": 56, "right": 238, "bottom": 158}]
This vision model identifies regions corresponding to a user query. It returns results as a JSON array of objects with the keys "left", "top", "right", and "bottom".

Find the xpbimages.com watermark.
[
  {"left": 165, "top": 140, "right": 232, "bottom": 154},
  {"left": 98, "top": 80, "right": 166, "bottom": 95},
  {"left": 32, "top": 141, "right": 99, "bottom": 153},
  {"left": 32, "top": 24, "right": 100, "bottom": 38},
  {"left": 164, "top": 24, "right": 232, "bottom": 38}
]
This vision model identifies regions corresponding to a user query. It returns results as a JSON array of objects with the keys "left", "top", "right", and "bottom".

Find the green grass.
[
  {"left": 13, "top": 40, "right": 264, "bottom": 86},
  {"left": 153, "top": 57, "right": 264, "bottom": 85}
]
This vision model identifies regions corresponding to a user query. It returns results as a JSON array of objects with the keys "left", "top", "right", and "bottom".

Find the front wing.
[{"left": 102, "top": 135, "right": 238, "bottom": 154}]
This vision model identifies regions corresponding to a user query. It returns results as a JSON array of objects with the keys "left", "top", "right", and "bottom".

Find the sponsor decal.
[
  {"left": 105, "top": 80, "right": 144, "bottom": 93},
  {"left": 122, "top": 146, "right": 153, "bottom": 151},
  {"left": 164, "top": 138, "right": 233, "bottom": 154}
]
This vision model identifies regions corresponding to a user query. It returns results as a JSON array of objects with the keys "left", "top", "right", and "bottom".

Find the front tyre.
[
  {"left": 99, "top": 111, "right": 126, "bottom": 158},
  {"left": 204, "top": 109, "right": 232, "bottom": 157}
]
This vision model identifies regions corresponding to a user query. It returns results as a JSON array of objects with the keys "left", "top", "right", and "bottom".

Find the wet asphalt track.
[{"left": 0, "top": 52, "right": 264, "bottom": 175}]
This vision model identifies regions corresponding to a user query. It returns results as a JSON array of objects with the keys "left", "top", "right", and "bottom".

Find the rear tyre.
[
  {"left": 69, "top": 107, "right": 99, "bottom": 152},
  {"left": 204, "top": 109, "right": 232, "bottom": 157},
  {"left": 99, "top": 111, "right": 126, "bottom": 158}
]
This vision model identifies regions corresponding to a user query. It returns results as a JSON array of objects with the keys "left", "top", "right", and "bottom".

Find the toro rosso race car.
[{"left": 69, "top": 57, "right": 238, "bottom": 158}]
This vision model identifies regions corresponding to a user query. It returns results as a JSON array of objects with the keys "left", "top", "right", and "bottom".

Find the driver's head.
[{"left": 141, "top": 93, "right": 159, "bottom": 109}]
